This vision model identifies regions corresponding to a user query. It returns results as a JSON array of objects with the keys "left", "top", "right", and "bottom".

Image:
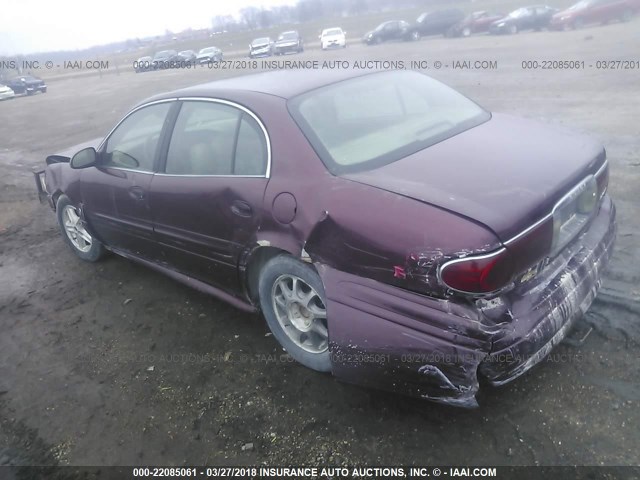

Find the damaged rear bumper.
[
  {"left": 479, "top": 195, "right": 616, "bottom": 385},
  {"left": 318, "top": 195, "right": 616, "bottom": 407}
]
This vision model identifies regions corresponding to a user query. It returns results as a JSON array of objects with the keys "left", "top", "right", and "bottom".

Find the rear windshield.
[
  {"left": 279, "top": 32, "right": 298, "bottom": 40},
  {"left": 288, "top": 70, "right": 490, "bottom": 174}
]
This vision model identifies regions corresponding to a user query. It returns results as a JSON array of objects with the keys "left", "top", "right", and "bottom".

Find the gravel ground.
[{"left": 0, "top": 20, "right": 639, "bottom": 468}]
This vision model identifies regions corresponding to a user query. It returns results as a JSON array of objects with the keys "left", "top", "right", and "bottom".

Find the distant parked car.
[
  {"left": 134, "top": 56, "right": 153, "bottom": 73},
  {"left": 275, "top": 31, "right": 304, "bottom": 55},
  {"left": 363, "top": 21, "right": 410, "bottom": 44},
  {"left": 405, "top": 9, "right": 466, "bottom": 40},
  {"left": 550, "top": 0, "right": 639, "bottom": 29},
  {"left": 249, "top": 37, "right": 274, "bottom": 58},
  {"left": 196, "top": 46, "right": 223, "bottom": 64},
  {"left": 178, "top": 50, "right": 197, "bottom": 64},
  {"left": 0, "top": 84, "right": 15, "bottom": 100},
  {"left": 319, "top": 27, "right": 347, "bottom": 49},
  {"left": 490, "top": 5, "right": 559, "bottom": 34},
  {"left": 448, "top": 11, "right": 505, "bottom": 37},
  {"left": 152, "top": 50, "right": 181, "bottom": 69},
  {"left": 5, "top": 75, "right": 47, "bottom": 95}
]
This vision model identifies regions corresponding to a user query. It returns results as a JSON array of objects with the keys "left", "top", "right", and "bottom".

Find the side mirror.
[{"left": 70, "top": 147, "right": 97, "bottom": 169}]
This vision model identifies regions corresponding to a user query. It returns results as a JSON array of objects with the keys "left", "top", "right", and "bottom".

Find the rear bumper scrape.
[
  {"left": 479, "top": 195, "right": 616, "bottom": 385},
  {"left": 317, "top": 264, "right": 494, "bottom": 408}
]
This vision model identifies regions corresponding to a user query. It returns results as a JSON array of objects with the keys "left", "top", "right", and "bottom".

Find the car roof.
[{"left": 142, "top": 69, "right": 379, "bottom": 103}]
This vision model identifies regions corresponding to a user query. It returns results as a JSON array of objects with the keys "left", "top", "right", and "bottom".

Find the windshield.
[
  {"left": 288, "top": 70, "right": 490, "bottom": 175},
  {"left": 568, "top": 0, "right": 593, "bottom": 10},
  {"left": 279, "top": 32, "right": 297, "bottom": 41},
  {"left": 507, "top": 8, "right": 528, "bottom": 18},
  {"left": 417, "top": 12, "right": 429, "bottom": 22},
  {"left": 323, "top": 29, "right": 343, "bottom": 36},
  {"left": 252, "top": 38, "right": 270, "bottom": 45},
  {"left": 199, "top": 47, "right": 216, "bottom": 54}
]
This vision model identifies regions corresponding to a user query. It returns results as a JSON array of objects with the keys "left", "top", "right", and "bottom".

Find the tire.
[
  {"left": 621, "top": 9, "right": 633, "bottom": 22},
  {"left": 258, "top": 255, "right": 331, "bottom": 372},
  {"left": 509, "top": 24, "right": 518, "bottom": 34},
  {"left": 573, "top": 17, "right": 584, "bottom": 29},
  {"left": 56, "top": 195, "right": 105, "bottom": 262},
  {"left": 411, "top": 30, "right": 421, "bottom": 41},
  {"left": 462, "top": 27, "right": 472, "bottom": 37}
]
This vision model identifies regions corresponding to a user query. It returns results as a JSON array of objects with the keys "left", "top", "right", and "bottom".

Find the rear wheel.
[
  {"left": 462, "top": 27, "right": 472, "bottom": 37},
  {"left": 411, "top": 30, "right": 421, "bottom": 41},
  {"left": 621, "top": 9, "right": 633, "bottom": 22},
  {"left": 258, "top": 255, "right": 331, "bottom": 372},
  {"left": 56, "top": 195, "right": 104, "bottom": 262},
  {"left": 573, "top": 17, "right": 585, "bottom": 29},
  {"left": 509, "top": 24, "right": 518, "bottom": 34}
]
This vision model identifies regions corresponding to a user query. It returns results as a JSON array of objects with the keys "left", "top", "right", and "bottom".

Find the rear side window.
[{"left": 165, "top": 101, "right": 268, "bottom": 176}]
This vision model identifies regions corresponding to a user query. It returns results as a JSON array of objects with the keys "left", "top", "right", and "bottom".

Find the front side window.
[
  {"left": 165, "top": 101, "right": 267, "bottom": 176},
  {"left": 288, "top": 70, "right": 490, "bottom": 175},
  {"left": 103, "top": 102, "right": 171, "bottom": 172}
]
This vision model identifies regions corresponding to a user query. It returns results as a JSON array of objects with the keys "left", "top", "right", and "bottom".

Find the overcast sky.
[{"left": 0, "top": 0, "right": 297, "bottom": 55}]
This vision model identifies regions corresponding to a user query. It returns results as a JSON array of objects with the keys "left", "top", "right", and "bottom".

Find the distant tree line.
[{"left": 213, "top": 0, "right": 469, "bottom": 31}]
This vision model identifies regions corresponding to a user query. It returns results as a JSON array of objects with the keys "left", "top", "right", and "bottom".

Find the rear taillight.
[{"left": 439, "top": 249, "right": 514, "bottom": 295}]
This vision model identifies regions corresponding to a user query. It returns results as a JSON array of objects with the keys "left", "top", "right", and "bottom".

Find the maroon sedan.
[
  {"left": 550, "top": 0, "right": 639, "bottom": 29},
  {"left": 35, "top": 70, "right": 616, "bottom": 407},
  {"left": 447, "top": 11, "right": 504, "bottom": 37}
]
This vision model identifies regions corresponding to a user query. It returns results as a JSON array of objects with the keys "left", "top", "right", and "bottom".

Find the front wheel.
[
  {"left": 411, "top": 30, "right": 421, "bottom": 41},
  {"left": 56, "top": 195, "right": 104, "bottom": 262},
  {"left": 258, "top": 255, "right": 331, "bottom": 372},
  {"left": 509, "top": 24, "right": 518, "bottom": 34}
]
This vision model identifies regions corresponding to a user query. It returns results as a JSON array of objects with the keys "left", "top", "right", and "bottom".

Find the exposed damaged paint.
[{"left": 317, "top": 197, "right": 615, "bottom": 407}]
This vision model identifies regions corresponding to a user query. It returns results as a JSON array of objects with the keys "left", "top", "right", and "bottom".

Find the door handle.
[
  {"left": 128, "top": 186, "right": 145, "bottom": 201},
  {"left": 230, "top": 200, "right": 253, "bottom": 218}
]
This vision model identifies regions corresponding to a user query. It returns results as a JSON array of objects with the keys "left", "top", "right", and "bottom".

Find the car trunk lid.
[{"left": 343, "top": 113, "right": 605, "bottom": 242}]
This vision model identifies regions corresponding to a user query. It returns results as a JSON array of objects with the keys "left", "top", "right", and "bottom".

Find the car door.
[
  {"left": 592, "top": 0, "right": 623, "bottom": 22},
  {"left": 80, "top": 100, "right": 174, "bottom": 258},
  {"left": 536, "top": 6, "right": 554, "bottom": 25},
  {"left": 149, "top": 99, "right": 270, "bottom": 293}
]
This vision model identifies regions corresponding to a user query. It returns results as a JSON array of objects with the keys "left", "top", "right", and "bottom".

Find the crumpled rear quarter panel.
[
  {"left": 317, "top": 265, "right": 494, "bottom": 408},
  {"left": 317, "top": 195, "right": 616, "bottom": 407}
]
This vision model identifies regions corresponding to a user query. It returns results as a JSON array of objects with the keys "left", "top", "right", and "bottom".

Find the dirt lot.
[{"left": 1, "top": 22, "right": 639, "bottom": 469}]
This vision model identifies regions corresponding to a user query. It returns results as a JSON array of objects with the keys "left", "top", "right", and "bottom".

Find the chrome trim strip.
[
  {"left": 440, "top": 163, "right": 609, "bottom": 295},
  {"left": 504, "top": 162, "right": 607, "bottom": 246},
  {"left": 437, "top": 248, "right": 509, "bottom": 297},
  {"left": 97, "top": 97, "right": 272, "bottom": 179},
  {"left": 155, "top": 173, "right": 266, "bottom": 178},
  {"left": 99, "top": 166, "right": 154, "bottom": 175},
  {"left": 177, "top": 96, "right": 272, "bottom": 178},
  {"left": 503, "top": 212, "right": 553, "bottom": 246},
  {"left": 594, "top": 159, "right": 608, "bottom": 179},
  {"left": 97, "top": 98, "right": 178, "bottom": 152}
]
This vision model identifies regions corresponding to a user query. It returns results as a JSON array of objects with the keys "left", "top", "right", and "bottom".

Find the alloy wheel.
[
  {"left": 62, "top": 205, "right": 92, "bottom": 253},
  {"left": 271, "top": 274, "right": 328, "bottom": 354}
]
